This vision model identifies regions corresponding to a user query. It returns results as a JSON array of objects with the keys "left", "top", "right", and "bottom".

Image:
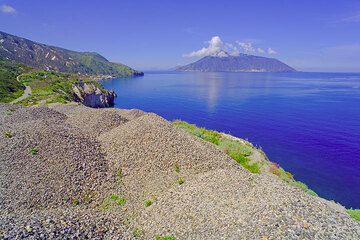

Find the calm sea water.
[{"left": 101, "top": 72, "right": 360, "bottom": 208}]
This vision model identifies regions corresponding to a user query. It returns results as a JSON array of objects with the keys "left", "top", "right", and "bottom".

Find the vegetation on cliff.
[
  {"left": 0, "top": 59, "right": 115, "bottom": 107},
  {"left": 0, "top": 31, "right": 143, "bottom": 77},
  {"left": 172, "top": 120, "right": 317, "bottom": 196},
  {"left": 172, "top": 121, "right": 360, "bottom": 222},
  {"left": 16, "top": 70, "right": 76, "bottom": 105},
  {"left": 69, "top": 51, "right": 143, "bottom": 77},
  {"left": 0, "top": 60, "right": 26, "bottom": 102},
  {"left": 173, "top": 120, "right": 259, "bottom": 173},
  {"left": 347, "top": 209, "right": 360, "bottom": 222}
]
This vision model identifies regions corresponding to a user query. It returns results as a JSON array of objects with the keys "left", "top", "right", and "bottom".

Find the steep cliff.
[{"left": 72, "top": 81, "right": 116, "bottom": 108}]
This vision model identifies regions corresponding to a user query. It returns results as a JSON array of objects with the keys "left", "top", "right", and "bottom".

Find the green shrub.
[
  {"left": 102, "top": 194, "right": 126, "bottom": 210},
  {"left": 144, "top": 199, "right": 153, "bottom": 207},
  {"left": 219, "top": 140, "right": 252, "bottom": 156},
  {"left": 174, "top": 163, "right": 181, "bottom": 173},
  {"left": 30, "top": 147, "right": 38, "bottom": 155},
  {"left": 110, "top": 194, "right": 126, "bottom": 205},
  {"left": 72, "top": 198, "right": 80, "bottom": 205},
  {"left": 173, "top": 120, "right": 221, "bottom": 145},
  {"left": 4, "top": 131, "right": 13, "bottom": 138},
  {"left": 177, "top": 177, "right": 185, "bottom": 185},
  {"left": 117, "top": 168, "right": 123, "bottom": 180},
  {"left": 133, "top": 228, "right": 144, "bottom": 238},
  {"left": 172, "top": 120, "right": 318, "bottom": 195},
  {"left": 347, "top": 209, "right": 360, "bottom": 221},
  {"left": 14, "top": 67, "right": 110, "bottom": 106},
  {"left": 172, "top": 120, "right": 258, "bottom": 173},
  {"left": 0, "top": 60, "right": 26, "bottom": 102},
  {"left": 272, "top": 165, "right": 318, "bottom": 196},
  {"left": 226, "top": 149, "right": 260, "bottom": 173}
]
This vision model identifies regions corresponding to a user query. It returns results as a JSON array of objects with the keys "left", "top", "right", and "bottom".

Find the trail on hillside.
[{"left": 11, "top": 85, "right": 31, "bottom": 104}]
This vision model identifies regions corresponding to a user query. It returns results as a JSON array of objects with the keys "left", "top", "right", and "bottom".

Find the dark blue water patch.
[{"left": 101, "top": 71, "right": 360, "bottom": 208}]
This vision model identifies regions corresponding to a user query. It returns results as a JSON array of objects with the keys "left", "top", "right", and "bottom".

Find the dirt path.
[{"left": 11, "top": 85, "right": 31, "bottom": 104}]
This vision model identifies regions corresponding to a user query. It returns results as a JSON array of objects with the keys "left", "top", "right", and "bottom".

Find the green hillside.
[{"left": 0, "top": 60, "right": 26, "bottom": 102}]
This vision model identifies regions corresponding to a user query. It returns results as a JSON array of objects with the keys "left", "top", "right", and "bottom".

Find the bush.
[
  {"left": 347, "top": 209, "right": 360, "bottom": 221},
  {"left": 30, "top": 147, "right": 38, "bottom": 155},
  {"left": 172, "top": 120, "right": 318, "bottom": 195},
  {"left": 4, "top": 131, "right": 13, "bottom": 138},
  {"left": 174, "top": 163, "right": 181, "bottom": 173},
  {"left": 172, "top": 120, "right": 258, "bottom": 173},
  {"left": 0, "top": 60, "right": 25, "bottom": 102},
  {"left": 102, "top": 194, "right": 126, "bottom": 210},
  {"left": 144, "top": 199, "right": 153, "bottom": 207},
  {"left": 177, "top": 177, "right": 185, "bottom": 185}
]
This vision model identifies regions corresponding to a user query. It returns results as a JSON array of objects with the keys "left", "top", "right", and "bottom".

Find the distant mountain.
[
  {"left": 0, "top": 31, "right": 143, "bottom": 77},
  {"left": 177, "top": 51, "right": 296, "bottom": 72}
]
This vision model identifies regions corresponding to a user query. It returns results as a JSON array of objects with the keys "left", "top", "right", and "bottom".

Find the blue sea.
[{"left": 101, "top": 72, "right": 360, "bottom": 208}]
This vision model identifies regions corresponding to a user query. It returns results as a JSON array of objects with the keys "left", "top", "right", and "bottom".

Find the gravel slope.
[{"left": 1, "top": 103, "right": 359, "bottom": 239}]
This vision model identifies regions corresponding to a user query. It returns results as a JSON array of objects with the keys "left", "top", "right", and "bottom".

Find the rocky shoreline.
[
  {"left": 72, "top": 81, "right": 116, "bottom": 108},
  {"left": 0, "top": 103, "right": 359, "bottom": 239}
]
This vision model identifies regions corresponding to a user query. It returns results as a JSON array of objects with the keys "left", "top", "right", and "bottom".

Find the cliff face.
[{"left": 72, "top": 82, "right": 116, "bottom": 108}]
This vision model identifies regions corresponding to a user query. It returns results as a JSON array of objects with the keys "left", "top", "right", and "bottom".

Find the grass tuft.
[
  {"left": 177, "top": 177, "right": 185, "bottom": 185},
  {"left": 269, "top": 163, "right": 317, "bottom": 196},
  {"left": 4, "top": 131, "right": 13, "bottom": 138},
  {"left": 172, "top": 120, "right": 259, "bottom": 173},
  {"left": 102, "top": 194, "right": 126, "bottom": 210},
  {"left": 174, "top": 163, "right": 181, "bottom": 173},
  {"left": 133, "top": 228, "right": 144, "bottom": 238},
  {"left": 30, "top": 147, "right": 38, "bottom": 156},
  {"left": 173, "top": 120, "right": 221, "bottom": 145},
  {"left": 0, "top": 60, "right": 26, "bottom": 103},
  {"left": 347, "top": 209, "right": 360, "bottom": 221},
  {"left": 116, "top": 168, "right": 123, "bottom": 181},
  {"left": 71, "top": 198, "right": 80, "bottom": 205},
  {"left": 172, "top": 120, "right": 318, "bottom": 195},
  {"left": 144, "top": 199, "right": 153, "bottom": 207}
]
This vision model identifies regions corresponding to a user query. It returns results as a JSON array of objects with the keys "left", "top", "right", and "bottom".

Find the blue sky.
[{"left": 1, "top": 0, "right": 360, "bottom": 72}]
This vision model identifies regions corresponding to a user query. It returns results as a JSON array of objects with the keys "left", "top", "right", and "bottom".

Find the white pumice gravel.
[{"left": 0, "top": 103, "right": 359, "bottom": 239}]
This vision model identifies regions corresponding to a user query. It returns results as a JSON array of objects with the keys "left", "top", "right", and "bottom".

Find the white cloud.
[
  {"left": 225, "top": 43, "right": 240, "bottom": 56},
  {"left": 184, "top": 36, "right": 223, "bottom": 57},
  {"left": 1, "top": 4, "right": 17, "bottom": 14},
  {"left": 184, "top": 36, "right": 278, "bottom": 58},
  {"left": 237, "top": 41, "right": 255, "bottom": 53},
  {"left": 267, "top": 48, "right": 277, "bottom": 55},
  {"left": 257, "top": 48, "right": 265, "bottom": 54}
]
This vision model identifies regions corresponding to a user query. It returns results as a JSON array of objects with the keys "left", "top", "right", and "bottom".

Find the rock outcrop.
[{"left": 72, "top": 81, "right": 116, "bottom": 108}]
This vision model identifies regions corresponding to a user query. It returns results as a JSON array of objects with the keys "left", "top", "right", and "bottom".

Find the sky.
[{"left": 0, "top": 0, "right": 360, "bottom": 72}]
